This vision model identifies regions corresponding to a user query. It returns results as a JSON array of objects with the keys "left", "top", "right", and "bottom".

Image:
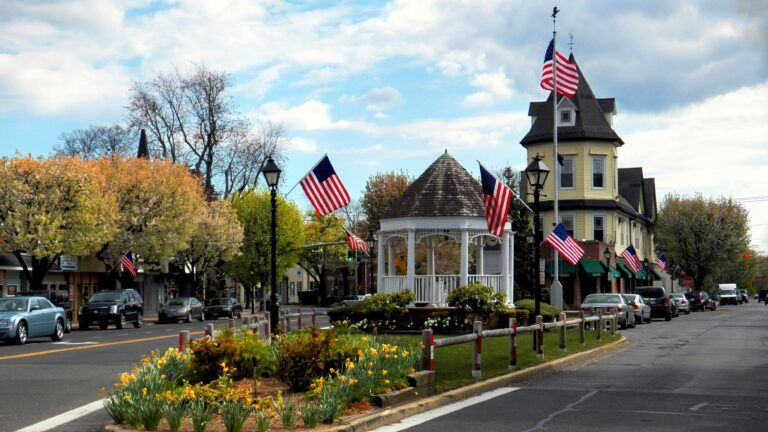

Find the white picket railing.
[{"left": 380, "top": 274, "right": 511, "bottom": 305}]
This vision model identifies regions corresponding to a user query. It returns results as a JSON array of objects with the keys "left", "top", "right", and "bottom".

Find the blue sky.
[{"left": 1, "top": 0, "right": 767, "bottom": 252}]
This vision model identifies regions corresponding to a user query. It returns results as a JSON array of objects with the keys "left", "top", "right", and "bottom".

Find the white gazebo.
[{"left": 376, "top": 152, "right": 515, "bottom": 305}]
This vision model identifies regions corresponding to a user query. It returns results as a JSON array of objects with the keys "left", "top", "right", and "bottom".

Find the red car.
[{"left": 684, "top": 291, "right": 716, "bottom": 312}]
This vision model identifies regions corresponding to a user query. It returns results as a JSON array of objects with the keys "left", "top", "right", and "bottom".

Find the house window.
[
  {"left": 592, "top": 156, "right": 605, "bottom": 188},
  {"left": 558, "top": 109, "right": 575, "bottom": 126},
  {"left": 593, "top": 215, "right": 605, "bottom": 242},
  {"left": 561, "top": 156, "right": 574, "bottom": 189},
  {"left": 560, "top": 215, "right": 575, "bottom": 237}
]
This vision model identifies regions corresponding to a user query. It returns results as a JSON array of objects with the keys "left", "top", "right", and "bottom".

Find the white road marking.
[
  {"left": 369, "top": 387, "right": 519, "bottom": 432},
  {"left": 51, "top": 341, "right": 97, "bottom": 346},
  {"left": 690, "top": 402, "right": 709, "bottom": 411},
  {"left": 15, "top": 399, "right": 104, "bottom": 432}
]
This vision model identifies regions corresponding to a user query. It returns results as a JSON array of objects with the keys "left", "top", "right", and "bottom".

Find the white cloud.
[
  {"left": 283, "top": 136, "right": 319, "bottom": 153},
  {"left": 340, "top": 86, "right": 404, "bottom": 111},
  {"left": 463, "top": 70, "right": 513, "bottom": 107}
]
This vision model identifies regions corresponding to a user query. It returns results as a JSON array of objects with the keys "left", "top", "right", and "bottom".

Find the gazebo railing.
[
  {"left": 382, "top": 275, "right": 509, "bottom": 305},
  {"left": 468, "top": 274, "right": 503, "bottom": 288}
]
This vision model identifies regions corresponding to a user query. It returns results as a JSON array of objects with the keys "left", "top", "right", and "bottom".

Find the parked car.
[
  {"left": 578, "top": 293, "right": 634, "bottom": 330},
  {"left": 718, "top": 288, "right": 739, "bottom": 306},
  {"left": 0, "top": 297, "right": 67, "bottom": 345},
  {"left": 204, "top": 298, "right": 242, "bottom": 319},
  {"left": 158, "top": 297, "right": 205, "bottom": 323},
  {"left": 738, "top": 289, "right": 749, "bottom": 304},
  {"left": 757, "top": 289, "right": 768, "bottom": 303},
  {"left": 622, "top": 294, "right": 652, "bottom": 325},
  {"left": 18, "top": 289, "right": 73, "bottom": 333},
  {"left": 78, "top": 289, "right": 143, "bottom": 330},
  {"left": 634, "top": 286, "right": 673, "bottom": 321},
  {"left": 685, "top": 291, "right": 717, "bottom": 311},
  {"left": 669, "top": 293, "right": 691, "bottom": 314},
  {"left": 340, "top": 294, "right": 371, "bottom": 306}
]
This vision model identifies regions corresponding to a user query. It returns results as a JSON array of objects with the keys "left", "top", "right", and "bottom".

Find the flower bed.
[{"left": 103, "top": 328, "right": 421, "bottom": 432}]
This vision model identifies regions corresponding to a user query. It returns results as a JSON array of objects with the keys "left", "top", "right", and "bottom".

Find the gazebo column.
[
  {"left": 501, "top": 231, "right": 510, "bottom": 305},
  {"left": 427, "top": 237, "right": 435, "bottom": 275},
  {"left": 460, "top": 230, "right": 469, "bottom": 287},
  {"left": 407, "top": 229, "right": 416, "bottom": 291},
  {"left": 476, "top": 240, "right": 484, "bottom": 276},
  {"left": 377, "top": 232, "right": 385, "bottom": 292}
]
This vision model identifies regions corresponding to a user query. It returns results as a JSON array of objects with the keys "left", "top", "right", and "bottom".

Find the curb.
[
  {"left": 329, "top": 336, "right": 628, "bottom": 432},
  {"left": 103, "top": 336, "right": 628, "bottom": 432}
]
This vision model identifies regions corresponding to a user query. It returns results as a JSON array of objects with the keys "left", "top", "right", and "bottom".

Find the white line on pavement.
[
  {"left": 15, "top": 399, "right": 104, "bottom": 432},
  {"left": 369, "top": 387, "right": 519, "bottom": 432}
]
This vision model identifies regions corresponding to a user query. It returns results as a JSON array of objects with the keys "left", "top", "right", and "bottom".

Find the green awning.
[
  {"left": 636, "top": 268, "right": 648, "bottom": 279},
  {"left": 603, "top": 262, "right": 622, "bottom": 278},
  {"left": 545, "top": 260, "right": 576, "bottom": 275},
  {"left": 651, "top": 267, "right": 664, "bottom": 280},
  {"left": 614, "top": 258, "right": 635, "bottom": 278},
  {"left": 580, "top": 260, "right": 606, "bottom": 276}
]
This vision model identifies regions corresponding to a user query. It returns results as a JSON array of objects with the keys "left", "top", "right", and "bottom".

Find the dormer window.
[{"left": 558, "top": 109, "right": 575, "bottom": 126}]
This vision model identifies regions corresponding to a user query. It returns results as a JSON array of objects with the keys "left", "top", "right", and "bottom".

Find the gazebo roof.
[{"left": 381, "top": 152, "right": 485, "bottom": 220}]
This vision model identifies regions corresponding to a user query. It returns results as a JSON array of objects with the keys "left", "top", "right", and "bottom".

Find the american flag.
[
  {"left": 300, "top": 155, "right": 351, "bottom": 215},
  {"left": 621, "top": 245, "right": 643, "bottom": 273},
  {"left": 540, "top": 39, "right": 579, "bottom": 98},
  {"left": 345, "top": 228, "right": 370, "bottom": 253},
  {"left": 479, "top": 162, "right": 513, "bottom": 237},
  {"left": 544, "top": 223, "right": 584, "bottom": 265},
  {"left": 655, "top": 254, "right": 667, "bottom": 270},
  {"left": 120, "top": 250, "right": 137, "bottom": 278}
]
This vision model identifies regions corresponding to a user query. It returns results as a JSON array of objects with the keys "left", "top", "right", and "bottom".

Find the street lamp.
[
  {"left": 262, "top": 157, "right": 281, "bottom": 334},
  {"left": 524, "top": 154, "right": 550, "bottom": 320},
  {"left": 603, "top": 247, "right": 612, "bottom": 294},
  {"left": 366, "top": 232, "right": 377, "bottom": 295}
]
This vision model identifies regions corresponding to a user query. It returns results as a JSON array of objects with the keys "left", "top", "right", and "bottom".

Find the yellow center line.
[{"left": 0, "top": 331, "right": 205, "bottom": 361}]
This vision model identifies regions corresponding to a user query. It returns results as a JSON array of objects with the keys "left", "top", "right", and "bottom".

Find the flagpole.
[
  {"left": 284, "top": 153, "right": 328, "bottom": 198},
  {"left": 551, "top": 7, "right": 563, "bottom": 309}
]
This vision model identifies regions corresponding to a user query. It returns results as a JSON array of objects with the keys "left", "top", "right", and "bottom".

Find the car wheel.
[
  {"left": 236, "top": 310, "right": 242, "bottom": 319},
  {"left": 665, "top": 310, "right": 672, "bottom": 321},
  {"left": 99, "top": 321, "right": 109, "bottom": 330},
  {"left": 645, "top": 314, "right": 652, "bottom": 324},
  {"left": 620, "top": 315, "right": 628, "bottom": 330},
  {"left": 116, "top": 313, "right": 126, "bottom": 329},
  {"left": 199, "top": 311, "right": 205, "bottom": 322},
  {"left": 80, "top": 321, "right": 89, "bottom": 330},
  {"left": 228, "top": 310, "right": 234, "bottom": 319},
  {"left": 133, "top": 312, "right": 143, "bottom": 328},
  {"left": 15, "top": 321, "right": 28, "bottom": 345},
  {"left": 51, "top": 319, "right": 64, "bottom": 341},
  {"left": 185, "top": 312, "right": 193, "bottom": 324},
  {"left": 685, "top": 309, "right": 690, "bottom": 315}
]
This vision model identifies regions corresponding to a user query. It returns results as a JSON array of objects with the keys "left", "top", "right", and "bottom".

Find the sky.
[{"left": 1, "top": 0, "right": 767, "bottom": 253}]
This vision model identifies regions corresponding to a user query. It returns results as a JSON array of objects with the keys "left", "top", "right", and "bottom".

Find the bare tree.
[
  {"left": 54, "top": 125, "right": 134, "bottom": 159},
  {"left": 218, "top": 120, "right": 286, "bottom": 199}
]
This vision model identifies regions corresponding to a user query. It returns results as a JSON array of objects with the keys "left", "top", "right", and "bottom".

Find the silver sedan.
[
  {"left": 622, "top": 294, "right": 652, "bottom": 324},
  {"left": 579, "top": 293, "right": 635, "bottom": 330}
]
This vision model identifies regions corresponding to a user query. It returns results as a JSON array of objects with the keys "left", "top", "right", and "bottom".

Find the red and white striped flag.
[
  {"left": 345, "top": 228, "right": 370, "bottom": 253},
  {"left": 621, "top": 245, "right": 643, "bottom": 273},
  {"left": 545, "top": 223, "right": 584, "bottom": 265},
  {"left": 479, "top": 162, "right": 513, "bottom": 237},
  {"left": 120, "top": 250, "right": 137, "bottom": 278},
  {"left": 300, "top": 155, "right": 351, "bottom": 215},
  {"left": 540, "top": 39, "right": 579, "bottom": 98}
]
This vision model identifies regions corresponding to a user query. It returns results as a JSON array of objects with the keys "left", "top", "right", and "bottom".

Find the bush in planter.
[
  {"left": 275, "top": 328, "right": 337, "bottom": 391},
  {"left": 514, "top": 299, "right": 562, "bottom": 324},
  {"left": 331, "top": 291, "right": 416, "bottom": 331},
  {"left": 187, "top": 333, "right": 276, "bottom": 383},
  {"left": 422, "top": 311, "right": 469, "bottom": 333},
  {"left": 493, "top": 308, "right": 530, "bottom": 328},
  {"left": 447, "top": 284, "right": 507, "bottom": 325}
]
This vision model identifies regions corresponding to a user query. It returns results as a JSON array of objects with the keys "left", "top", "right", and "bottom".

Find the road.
[
  {"left": 378, "top": 301, "right": 768, "bottom": 431},
  {"left": 0, "top": 308, "right": 329, "bottom": 432}
]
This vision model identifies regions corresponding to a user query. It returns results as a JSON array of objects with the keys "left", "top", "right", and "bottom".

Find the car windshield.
[
  {"left": 584, "top": 294, "right": 621, "bottom": 304},
  {"left": 722, "top": 289, "right": 736, "bottom": 295},
  {"left": 166, "top": 298, "right": 188, "bottom": 306},
  {"left": 89, "top": 291, "right": 122, "bottom": 303},
  {"left": 636, "top": 288, "right": 664, "bottom": 298},
  {"left": 0, "top": 298, "right": 28, "bottom": 312},
  {"left": 621, "top": 295, "right": 636, "bottom": 302},
  {"left": 208, "top": 299, "right": 229, "bottom": 305}
]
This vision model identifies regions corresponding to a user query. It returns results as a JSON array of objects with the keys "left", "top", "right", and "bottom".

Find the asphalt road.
[{"left": 380, "top": 302, "right": 768, "bottom": 432}]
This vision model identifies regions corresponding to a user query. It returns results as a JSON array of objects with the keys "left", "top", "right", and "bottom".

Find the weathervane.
[{"left": 569, "top": 33, "right": 575, "bottom": 54}]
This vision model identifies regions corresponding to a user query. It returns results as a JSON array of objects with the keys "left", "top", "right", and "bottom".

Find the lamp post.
[
  {"left": 644, "top": 259, "right": 651, "bottom": 286},
  {"left": 524, "top": 154, "right": 550, "bottom": 320},
  {"left": 366, "top": 232, "right": 377, "bottom": 295},
  {"left": 262, "top": 157, "right": 281, "bottom": 334},
  {"left": 603, "top": 247, "right": 612, "bottom": 294}
]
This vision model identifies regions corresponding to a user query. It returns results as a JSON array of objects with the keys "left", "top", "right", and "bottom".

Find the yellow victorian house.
[{"left": 520, "top": 53, "right": 660, "bottom": 307}]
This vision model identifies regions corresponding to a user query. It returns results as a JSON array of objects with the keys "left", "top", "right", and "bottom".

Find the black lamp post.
[
  {"left": 603, "top": 247, "right": 612, "bottom": 294},
  {"left": 644, "top": 259, "right": 651, "bottom": 286},
  {"left": 262, "top": 157, "right": 281, "bottom": 334},
  {"left": 366, "top": 232, "right": 377, "bottom": 295},
  {"left": 524, "top": 154, "right": 550, "bottom": 320}
]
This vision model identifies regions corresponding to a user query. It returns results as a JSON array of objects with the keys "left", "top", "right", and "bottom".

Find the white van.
[{"left": 718, "top": 283, "right": 739, "bottom": 306}]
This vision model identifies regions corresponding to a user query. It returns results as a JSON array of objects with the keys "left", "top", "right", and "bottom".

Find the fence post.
[
  {"left": 509, "top": 317, "right": 517, "bottom": 370},
  {"left": 578, "top": 311, "right": 585, "bottom": 347},
  {"left": 596, "top": 310, "right": 603, "bottom": 341},
  {"left": 610, "top": 309, "right": 617, "bottom": 336},
  {"left": 472, "top": 320, "right": 482, "bottom": 378},
  {"left": 205, "top": 323, "right": 215, "bottom": 340},
  {"left": 536, "top": 315, "right": 544, "bottom": 359},
  {"left": 297, "top": 308, "right": 303, "bottom": 329},
  {"left": 178, "top": 330, "right": 190, "bottom": 352},
  {"left": 421, "top": 329, "right": 434, "bottom": 371},
  {"left": 312, "top": 308, "right": 317, "bottom": 328},
  {"left": 558, "top": 312, "right": 566, "bottom": 352},
  {"left": 265, "top": 317, "right": 271, "bottom": 341}
]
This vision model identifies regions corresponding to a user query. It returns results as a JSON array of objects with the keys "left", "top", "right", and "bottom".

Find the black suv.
[
  {"left": 18, "top": 289, "right": 73, "bottom": 333},
  {"left": 204, "top": 298, "right": 242, "bottom": 319},
  {"left": 635, "top": 286, "right": 673, "bottom": 321},
  {"left": 78, "top": 289, "right": 143, "bottom": 330}
]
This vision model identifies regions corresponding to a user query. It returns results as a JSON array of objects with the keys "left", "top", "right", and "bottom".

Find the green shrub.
[
  {"left": 447, "top": 284, "right": 507, "bottom": 325},
  {"left": 219, "top": 400, "right": 252, "bottom": 432},
  {"left": 423, "top": 311, "right": 469, "bottom": 333},
  {"left": 273, "top": 391, "right": 297, "bottom": 429},
  {"left": 275, "top": 328, "right": 337, "bottom": 391},
  {"left": 254, "top": 408, "right": 272, "bottom": 432},
  {"left": 514, "top": 299, "right": 562, "bottom": 324},
  {"left": 163, "top": 400, "right": 186, "bottom": 432},
  {"left": 188, "top": 400, "right": 213, "bottom": 432},
  {"left": 232, "top": 332, "right": 276, "bottom": 378},
  {"left": 327, "top": 305, "right": 355, "bottom": 323},
  {"left": 187, "top": 333, "right": 276, "bottom": 383},
  {"left": 300, "top": 400, "right": 322, "bottom": 428},
  {"left": 494, "top": 308, "right": 530, "bottom": 328},
  {"left": 333, "top": 291, "right": 416, "bottom": 332}
]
